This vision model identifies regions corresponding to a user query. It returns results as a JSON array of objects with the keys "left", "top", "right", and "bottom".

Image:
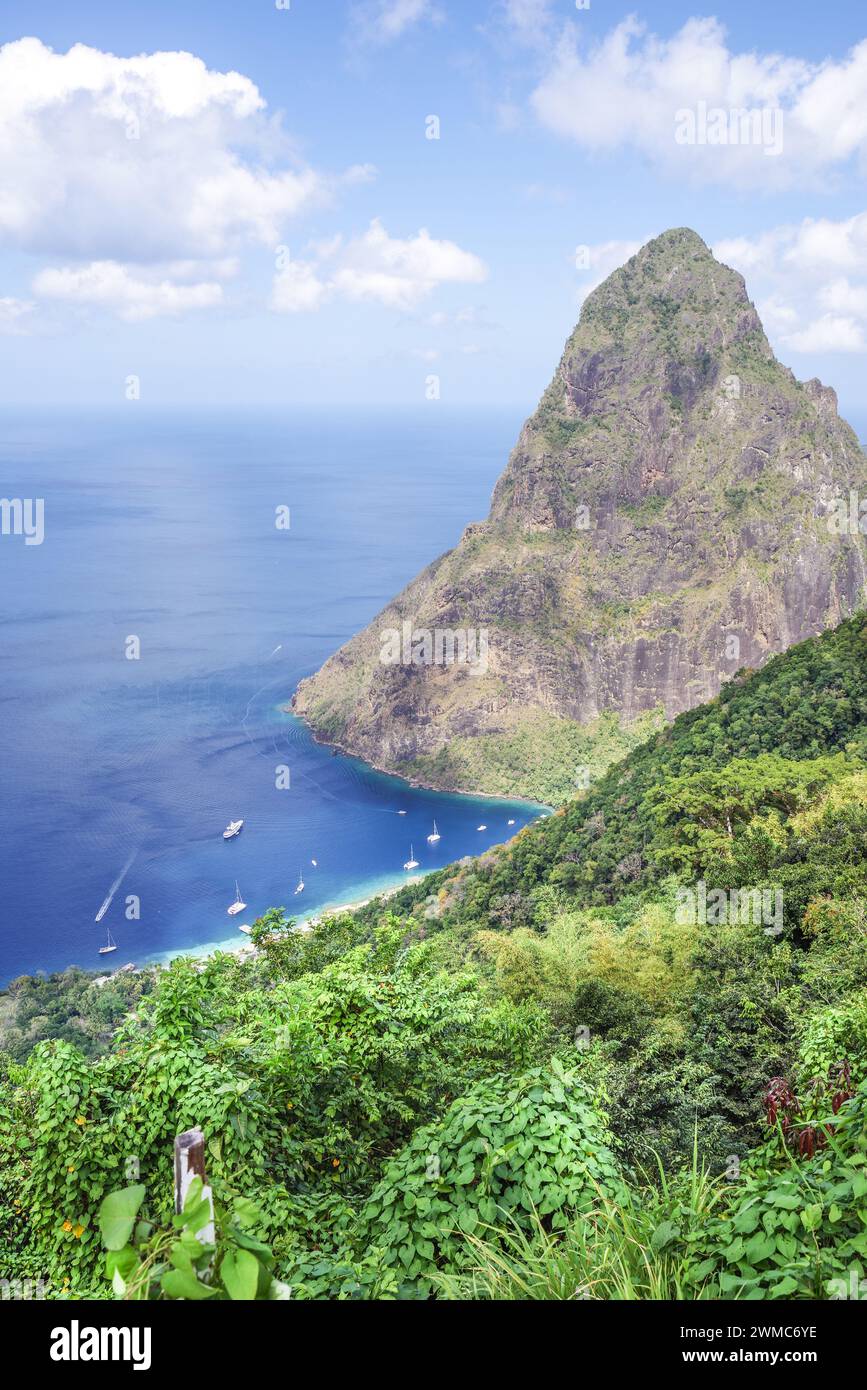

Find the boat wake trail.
[{"left": 95, "top": 850, "right": 138, "bottom": 923}]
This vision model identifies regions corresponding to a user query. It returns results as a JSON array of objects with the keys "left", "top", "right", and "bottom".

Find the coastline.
[
  {"left": 65, "top": 807, "right": 552, "bottom": 984},
  {"left": 178, "top": 714, "right": 551, "bottom": 975},
  {"left": 100, "top": 872, "right": 445, "bottom": 977},
  {"left": 286, "top": 703, "right": 552, "bottom": 807},
  {"left": 1, "top": 714, "right": 550, "bottom": 987},
  {"left": 141, "top": 805, "right": 551, "bottom": 975}
]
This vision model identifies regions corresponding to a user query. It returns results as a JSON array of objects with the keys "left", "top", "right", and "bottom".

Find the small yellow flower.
[
  {"left": 62, "top": 1220, "right": 73, "bottom": 1233},
  {"left": 332, "top": 1158, "right": 340, "bottom": 1168},
  {"left": 67, "top": 1166, "right": 75, "bottom": 1173},
  {"left": 286, "top": 1101, "right": 293, "bottom": 1110},
  {"left": 73, "top": 1224, "right": 85, "bottom": 1239},
  {"left": 74, "top": 1116, "right": 86, "bottom": 1126},
  {"left": 62, "top": 1278, "right": 70, "bottom": 1288}
]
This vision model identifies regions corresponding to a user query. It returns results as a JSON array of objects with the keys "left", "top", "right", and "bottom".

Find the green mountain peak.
[{"left": 293, "top": 230, "right": 867, "bottom": 804}]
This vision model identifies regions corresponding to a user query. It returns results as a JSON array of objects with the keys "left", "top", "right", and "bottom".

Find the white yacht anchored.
[
  {"left": 403, "top": 845, "right": 419, "bottom": 870},
  {"left": 98, "top": 928, "right": 118, "bottom": 955},
  {"left": 295, "top": 868, "right": 305, "bottom": 894},
  {"left": 227, "top": 881, "right": 247, "bottom": 916},
  {"left": 476, "top": 824, "right": 487, "bottom": 831},
  {"left": 426, "top": 820, "right": 441, "bottom": 844}
]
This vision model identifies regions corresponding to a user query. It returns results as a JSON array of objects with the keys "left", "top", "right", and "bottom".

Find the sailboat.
[
  {"left": 227, "top": 881, "right": 246, "bottom": 916},
  {"left": 403, "top": 845, "right": 419, "bottom": 870},
  {"left": 294, "top": 868, "right": 305, "bottom": 895},
  {"left": 426, "top": 820, "right": 441, "bottom": 844},
  {"left": 98, "top": 927, "right": 118, "bottom": 956}
]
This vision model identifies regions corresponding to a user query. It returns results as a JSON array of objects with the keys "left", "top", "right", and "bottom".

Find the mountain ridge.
[{"left": 293, "top": 228, "right": 867, "bottom": 803}]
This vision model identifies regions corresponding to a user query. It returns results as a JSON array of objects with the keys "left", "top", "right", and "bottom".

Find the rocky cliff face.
[{"left": 292, "top": 228, "right": 867, "bottom": 803}]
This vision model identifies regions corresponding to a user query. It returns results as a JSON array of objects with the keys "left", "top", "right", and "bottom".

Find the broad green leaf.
[
  {"left": 651, "top": 1220, "right": 680, "bottom": 1253},
  {"left": 744, "top": 1232, "right": 776, "bottom": 1264},
  {"left": 221, "top": 1247, "right": 260, "bottom": 1301},
  {"left": 105, "top": 1246, "right": 138, "bottom": 1281},
  {"left": 170, "top": 1243, "right": 194, "bottom": 1274},
  {"left": 98, "top": 1185, "right": 146, "bottom": 1252},
  {"left": 457, "top": 1205, "right": 478, "bottom": 1234},
  {"left": 852, "top": 1172, "right": 867, "bottom": 1199},
  {"left": 161, "top": 1268, "right": 218, "bottom": 1300},
  {"left": 769, "top": 1192, "right": 801, "bottom": 1210},
  {"left": 232, "top": 1197, "right": 263, "bottom": 1230},
  {"left": 769, "top": 1276, "right": 799, "bottom": 1297}
]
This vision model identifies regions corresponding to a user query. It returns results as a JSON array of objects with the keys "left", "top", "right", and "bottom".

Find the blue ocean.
[{"left": 0, "top": 408, "right": 542, "bottom": 984}]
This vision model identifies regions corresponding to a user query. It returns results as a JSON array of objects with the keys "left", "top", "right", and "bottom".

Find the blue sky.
[{"left": 1, "top": 0, "right": 866, "bottom": 413}]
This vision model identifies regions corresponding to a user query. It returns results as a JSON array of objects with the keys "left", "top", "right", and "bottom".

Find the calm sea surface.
[{"left": 0, "top": 407, "right": 542, "bottom": 983}]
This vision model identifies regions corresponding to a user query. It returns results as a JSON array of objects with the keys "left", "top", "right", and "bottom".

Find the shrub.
[{"left": 355, "top": 1056, "right": 618, "bottom": 1295}]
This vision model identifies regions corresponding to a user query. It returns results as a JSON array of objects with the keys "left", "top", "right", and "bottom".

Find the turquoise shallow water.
[{"left": 0, "top": 406, "right": 539, "bottom": 983}]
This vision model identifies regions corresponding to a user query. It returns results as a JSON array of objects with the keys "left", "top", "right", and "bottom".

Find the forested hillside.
[{"left": 2, "top": 615, "right": 867, "bottom": 1301}]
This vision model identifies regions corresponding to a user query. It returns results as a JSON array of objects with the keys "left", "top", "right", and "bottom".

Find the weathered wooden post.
[{"left": 174, "top": 1127, "right": 215, "bottom": 1245}]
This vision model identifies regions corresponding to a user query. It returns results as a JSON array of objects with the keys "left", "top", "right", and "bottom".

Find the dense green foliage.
[
  {"left": 394, "top": 615, "right": 867, "bottom": 925},
  {"left": 98, "top": 1179, "right": 290, "bottom": 1301},
  {"left": 355, "top": 1057, "right": 618, "bottom": 1293},
  {"left": 0, "top": 967, "right": 153, "bottom": 1062},
  {"left": 405, "top": 706, "right": 666, "bottom": 806},
  {"left": 2, "top": 617, "right": 866, "bottom": 1300}
]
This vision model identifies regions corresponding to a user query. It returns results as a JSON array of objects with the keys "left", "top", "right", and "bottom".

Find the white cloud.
[
  {"left": 271, "top": 260, "right": 330, "bottom": 314},
  {"left": 710, "top": 231, "right": 785, "bottom": 274},
  {"left": 32, "top": 261, "right": 223, "bottom": 321},
  {"left": 818, "top": 279, "right": 867, "bottom": 318},
  {"left": 0, "top": 296, "right": 35, "bottom": 333},
  {"left": 756, "top": 295, "right": 799, "bottom": 334},
  {"left": 0, "top": 39, "right": 335, "bottom": 264},
  {"left": 0, "top": 38, "right": 369, "bottom": 321},
  {"left": 530, "top": 17, "right": 867, "bottom": 189},
  {"left": 784, "top": 316, "right": 866, "bottom": 353},
  {"left": 716, "top": 215, "right": 867, "bottom": 354},
  {"left": 272, "top": 219, "right": 488, "bottom": 313},
  {"left": 349, "top": 0, "right": 443, "bottom": 47},
  {"left": 717, "top": 215, "right": 867, "bottom": 282}
]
